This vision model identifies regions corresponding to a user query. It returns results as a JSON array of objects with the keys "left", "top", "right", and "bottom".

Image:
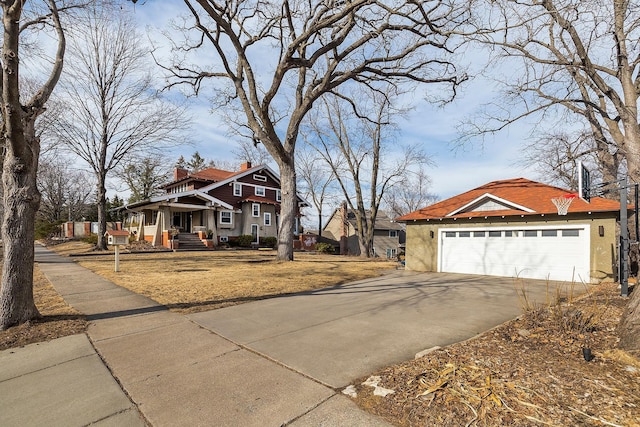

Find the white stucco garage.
[{"left": 397, "top": 178, "right": 623, "bottom": 283}]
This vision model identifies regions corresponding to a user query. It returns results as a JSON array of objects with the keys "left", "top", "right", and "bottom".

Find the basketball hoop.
[{"left": 552, "top": 193, "right": 577, "bottom": 215}]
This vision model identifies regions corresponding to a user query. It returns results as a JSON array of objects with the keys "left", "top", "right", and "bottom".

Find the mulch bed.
[{"left": 351, "top": 283, "right": 640, "bottom": 426}]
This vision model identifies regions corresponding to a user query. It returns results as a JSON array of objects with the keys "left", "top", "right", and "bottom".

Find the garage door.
[{"left": 439, "top": 225, "right": 590, "bottom": 282}]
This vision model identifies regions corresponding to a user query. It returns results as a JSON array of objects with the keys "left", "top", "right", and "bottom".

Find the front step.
[{"left": 174, "top": 233, "right": 209, "bottom": 251}]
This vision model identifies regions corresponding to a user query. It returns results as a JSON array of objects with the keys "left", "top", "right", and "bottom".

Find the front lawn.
[{"left": 50, "top": 241, "right": 397, "bottom": 313}]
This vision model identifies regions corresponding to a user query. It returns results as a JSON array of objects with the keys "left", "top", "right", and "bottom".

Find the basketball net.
[{"left": 551, "top": 194, "right": 577, "bottom": 215}]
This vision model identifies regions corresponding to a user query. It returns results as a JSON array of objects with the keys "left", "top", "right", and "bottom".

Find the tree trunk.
[
  {"left": 96, "top": 178, "right": 108, "bottom": 251},
  {"left": 0, "top": 124, "right": 41, "bottom": 330},
  {"left": 276, "top": 157, "right": 296, "bottom": 261}
]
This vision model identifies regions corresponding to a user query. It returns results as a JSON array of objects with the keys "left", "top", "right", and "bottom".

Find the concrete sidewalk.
[{"left": 0, "top": 245, "right": 389, "bottom": 426}]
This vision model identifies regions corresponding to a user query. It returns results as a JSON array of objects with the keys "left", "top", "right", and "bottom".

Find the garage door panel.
[{"left": 440, "top": 227, "right": 589, "bottom": 282}]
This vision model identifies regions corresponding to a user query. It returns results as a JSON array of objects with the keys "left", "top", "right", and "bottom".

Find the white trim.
[
  {"left": 253, "top": 174, "right": 267, "bottom": 182},
  {"left": 219, "top": 210, "right": 233, "bottom": 225},
  {"left": 264, "top": 212, "right": 272, "bottom": 226},
  {"left": 255, "top": 186, "right": 266, "bottom": 197},
  {"left": 276, "top": 189, "right": 281, "bottom": 202},
  {"left": 252, "top": 203, "right": 260, "bottom": 217},
  {"left": 233, "top": 182, "right": 242, "bottom": 196},
  {"left": 446, "top": 193, "right": 535, "bottom": 217},
  {"left": 251, "top": 224, "right": 259, "bottom": 244}
]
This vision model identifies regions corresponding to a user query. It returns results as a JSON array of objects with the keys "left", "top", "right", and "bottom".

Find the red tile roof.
[
  {"left": 190, "top": 168, "right": 238, "bottom": 181},
  {"left": 396, "top": 178, "right": 622, "bottom": 221}
]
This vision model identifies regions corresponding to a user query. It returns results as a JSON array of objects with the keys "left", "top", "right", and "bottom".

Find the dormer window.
[{"left": 255, "top": 186, "right": 265, "bottom": 197}]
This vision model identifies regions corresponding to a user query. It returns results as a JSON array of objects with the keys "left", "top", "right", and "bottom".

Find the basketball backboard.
[{"left": 578, "top": 161, "right": 591, "bottom": 202}]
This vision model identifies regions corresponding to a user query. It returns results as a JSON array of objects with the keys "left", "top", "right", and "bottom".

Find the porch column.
[{"left": 207, "top": 209, "right": 217, "bottom": 245}]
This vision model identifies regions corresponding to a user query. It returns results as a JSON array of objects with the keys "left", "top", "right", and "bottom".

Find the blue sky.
[{"left": 129, "top": 0, "right": 537, "bottom": 201}]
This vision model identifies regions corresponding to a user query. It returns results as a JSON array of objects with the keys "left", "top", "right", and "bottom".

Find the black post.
[
  {"left": 635, "top": 183, "right": 639, "bottom": 243},
  {"left": 621, "top": 179, "right": 629, "bottom": 297}
]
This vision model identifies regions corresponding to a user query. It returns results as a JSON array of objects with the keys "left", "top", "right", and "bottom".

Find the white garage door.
[{"left": 439, "top": 225, "right": 590, "bottom": 282}]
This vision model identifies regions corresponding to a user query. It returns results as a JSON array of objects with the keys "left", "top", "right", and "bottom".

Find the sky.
[{"left": 127, "top": 0, "right": 537, "bottom": 202}]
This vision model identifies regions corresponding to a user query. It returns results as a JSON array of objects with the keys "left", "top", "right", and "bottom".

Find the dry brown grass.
[
  {"left": 49, "top": 241, "right": 397, "bottom": 313},
  {"left": 0, "top": 258, "right": 86, "bottom": 350}
]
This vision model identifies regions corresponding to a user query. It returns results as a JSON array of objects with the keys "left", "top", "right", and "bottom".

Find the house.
[
  {"left": 396, "top": 178, "right": 624, "bottom": 283},
  {"left": 323, "top": 203, "right": 404, "bottom": 258},
  {"left": 119, "top": 162, "right": 307, "bottom": 249}
]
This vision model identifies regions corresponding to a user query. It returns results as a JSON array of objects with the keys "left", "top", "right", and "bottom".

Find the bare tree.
[
  {"left": 53, "top": 4, "right": 188, "bottom": 250},
  {"left": 307, "top": 89, "right": 430, "bottom": 257},
  {"left": 38, "top": 158, "right": 94, "bottom": 222},
  {"left": 383, "top": 167, "right": 438, "bottom": 218},
  {"left": 232, "top": 139, "right": 271, "bottom": 166},
  {"left": 519, "top": 129, "right": 608, "bottom": 191},
  {"left": 116, "top": 155, "right": 170, "bottom": 203},
  {"left": 465, "top": 0, "right": 634, "bottom": 184},
  {"left": 466, "top": 0, "right": 640, "bottom": 354},
  {"left": 157, "top": 0, "right": 468, "bottom": 260},
  {"left": 0, "top": 0, "right": 72, "bottom": 329},
  {"left": 296, "top": 144, "right": 337, "bottom": 236}
]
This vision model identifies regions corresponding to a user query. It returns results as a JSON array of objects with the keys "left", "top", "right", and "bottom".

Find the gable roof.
[
  {"left": 396, "top": 178, "right": 622, "bottom": 221},
  {"left": 324, "top": 208, "right": 404, "bottom": 231}
]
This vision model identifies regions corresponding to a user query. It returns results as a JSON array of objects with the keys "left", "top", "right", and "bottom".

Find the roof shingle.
[{"left": 396, "top": 178, "right": 621, "bottom": 221}]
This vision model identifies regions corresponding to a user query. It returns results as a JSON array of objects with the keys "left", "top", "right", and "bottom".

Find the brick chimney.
[
  {"left": 174, "top": 167, "right": 188, "bottom": 181},
  {"left": 240, "top": 161, "right": 252, "bottom": 171}
]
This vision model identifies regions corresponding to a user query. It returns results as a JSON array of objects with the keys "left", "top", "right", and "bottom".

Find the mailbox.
[{"left": 104, "top": 230, "right": 130, "bottom": 245}]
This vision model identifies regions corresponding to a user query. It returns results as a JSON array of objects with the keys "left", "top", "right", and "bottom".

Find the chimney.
[
  {"left": 174, "top": 167, "right": 188, "bottom": 181},
  {"left": 240, "top": 161, "right": 252, "bottom": 171}
]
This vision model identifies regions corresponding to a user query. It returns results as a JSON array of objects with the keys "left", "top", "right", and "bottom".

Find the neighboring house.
[
  {"left": 119, "top": 162, "right": 307, "bottom": 249},
  {"left": 323, "top": 204, "right": 404, "bottom": 258},
  {"left": 396, "top": 178, "right": 624, "bottom": 283}
]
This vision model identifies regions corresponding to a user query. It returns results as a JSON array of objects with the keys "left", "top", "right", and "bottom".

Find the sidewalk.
[{"left": 0, "top": 245, "right": 389, "bottom": 426}]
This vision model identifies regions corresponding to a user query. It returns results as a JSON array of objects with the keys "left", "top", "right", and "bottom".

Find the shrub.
[
  {"left": 315, "top": 242, "right": 335, "bottom": 254},
  {"left": 81, "top": 233, "right": 99, "bottom": 245},
  {"left": 235, "top": 235, "right": 254, "bottom": 247},
  {"left": 261, "top": 236, "right": 277, "bottom": 248},
  {"left": 35, "top": 220, "right": 64, "bottom": 240}
]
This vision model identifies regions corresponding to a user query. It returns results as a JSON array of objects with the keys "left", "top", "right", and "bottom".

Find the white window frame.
[
  {"left": 251, "top": 224, "right": 259, "bottom": 244},
  {"left": 255, "top": 186, "right": 266, "bottom": 197},
  {"left": 252, "top": 203, "right": 260, "bottom": 217},
  {"left": 233, "top": 182, "right": 242, "bottom": 196},
  {"left": 253, "top": 174, "right": 267, "bottom": 182},
  {"left": 219, "top": 210, "right": 233, "bottom": 225},
  {"left": 264, "top": 212, "right": 272, "bottom": 226},
  {"left": 276, "top": 189, "right": 281, "bottom": 202},
  {"left": 389, "top": 230, "right": 398, "bottom": 238}
]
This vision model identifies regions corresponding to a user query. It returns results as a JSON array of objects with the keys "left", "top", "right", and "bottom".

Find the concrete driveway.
[{"left": 188, "top": 271, "right": 570, "bottom": 388}]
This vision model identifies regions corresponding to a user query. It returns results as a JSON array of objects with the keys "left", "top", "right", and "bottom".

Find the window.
[
  {"left": 276, "top": 189, "right": 281, "bottom": 202},
  {"left": 445, "top": 231, "right": 456, "bottom": 237},
  {"left": 488, "top": 230, "right": 501, "bottom": 237},
  {"left": 562, "top": 229, "right": 580, "bottom": 237},
  {"left": 251, "top": 224, "right": 259, "bottom": 244},
  {"left": 253, "top": 174, "right": 267, "bottom": 182},
  {"left": 255, "top": 186, "right": 265, "bottom": 197},
  {"left": 386, "top": 248, "right": 397, "bottom": 258},
  {"left": 459, "top": 231, "right": 470, "bottom": 237},
  {"left": 264, "top": 212, "right": 271, "bottom": 226},
  {"left": 473, "top": 231, "right": 485, "bottom": 237},
  {"left": 505, "top": 230, "right": 518, "bottom": 237},
  {"left": 252, "top": 203, "right": 260, "bottom": 217},
  {"left": 233, "top": 182, "right": 242, "bottom": 196},
  {"left": 541, "top": 229, "right": 557, "bottom": 237},
  {"left": 219, "top": 211, "right": 233, "bottom": 225},
  {"left": 389, "top": 230, "right": 398, "bottom": 238},
  {"left": 524, "top": 230, "right": 538, "bottom": 237}
]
